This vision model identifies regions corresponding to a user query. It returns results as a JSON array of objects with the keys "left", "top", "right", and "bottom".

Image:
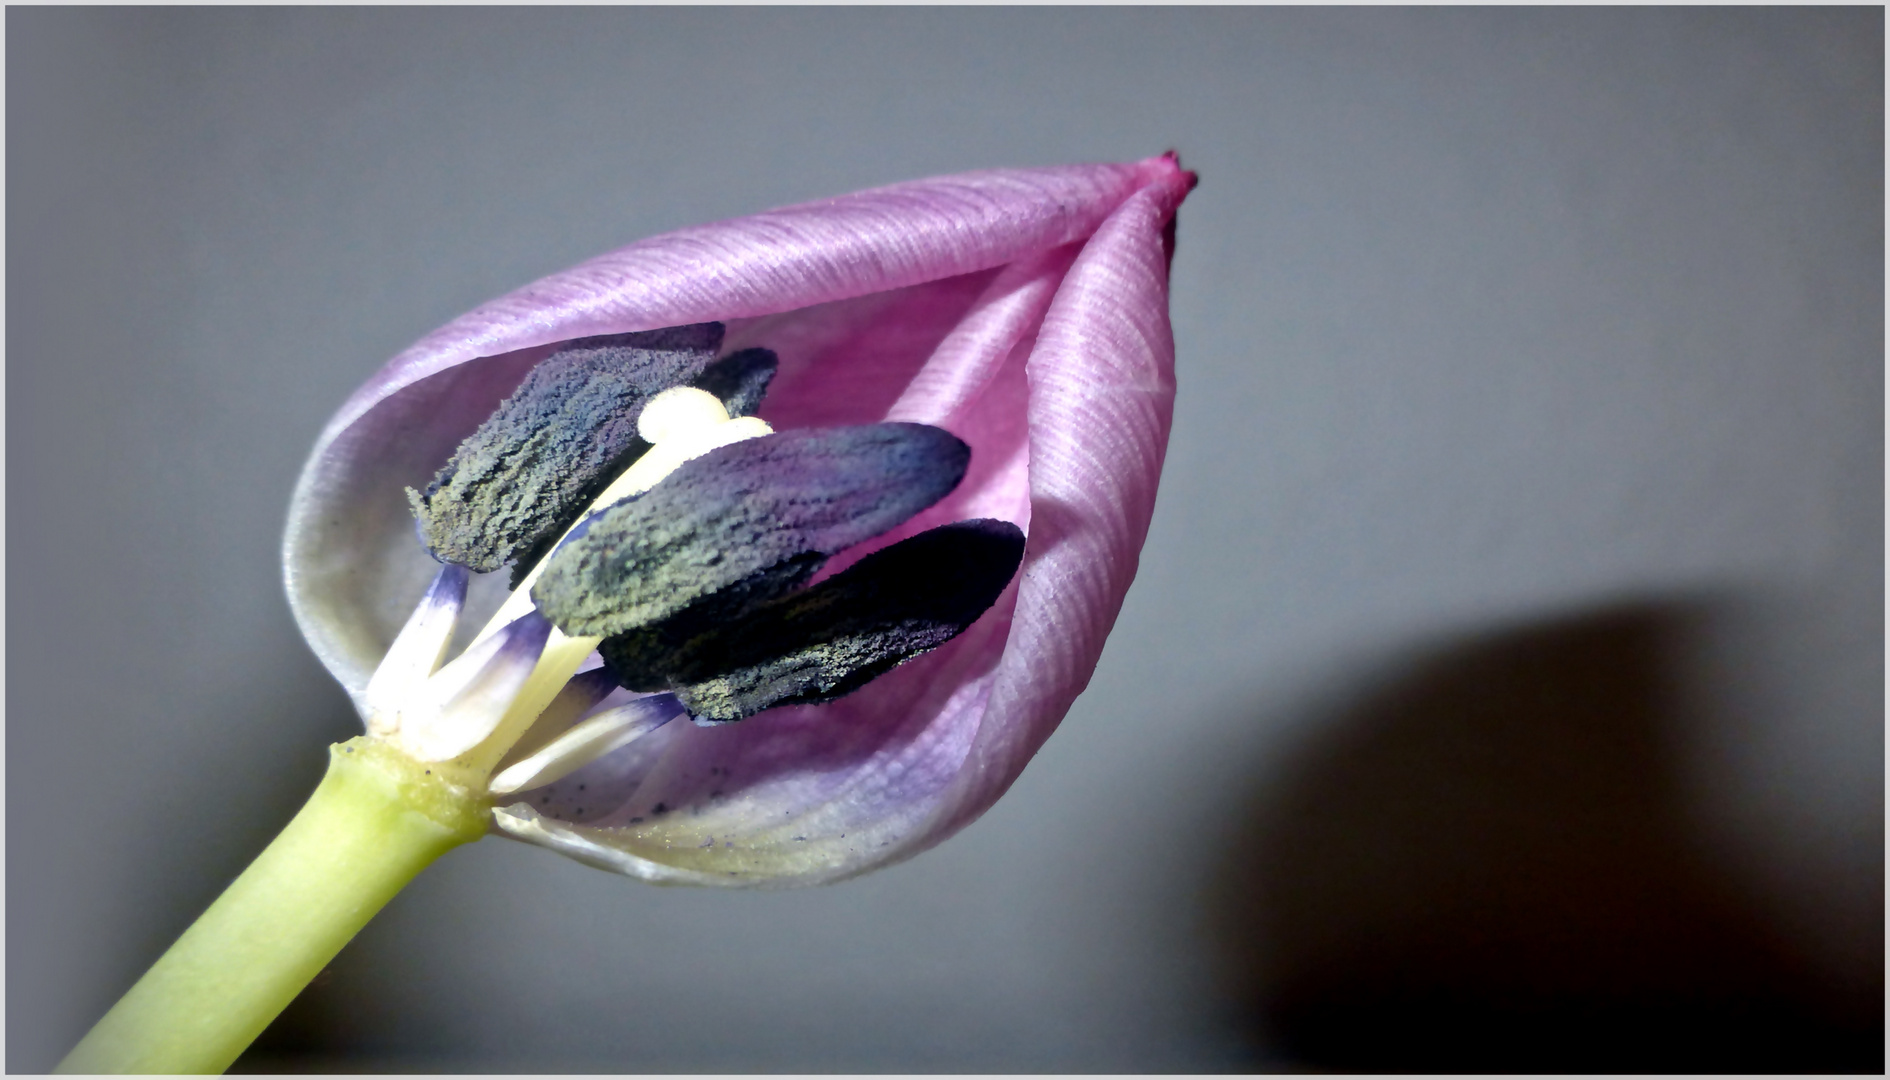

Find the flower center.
[{"left": 369, "top": 322, "right": 1025, "bottom": 799}]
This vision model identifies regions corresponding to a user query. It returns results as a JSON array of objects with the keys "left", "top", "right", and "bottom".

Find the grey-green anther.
[
  {"left": 531, "top": 424, "right": 971, "bottom": 639},
  {"left": 617, "top": 519, "right": 1027, "bottom": 722},
  {"left": 691, "top": 348, "right": 777, "bottom": 419},
  {"left": 408, "top": 324, "right": 726, "bottom": 573}
]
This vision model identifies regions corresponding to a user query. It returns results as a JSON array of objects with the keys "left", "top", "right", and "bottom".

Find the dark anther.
[
  {"left": 690, "top": 348, "right": 778, "bottom": 419},
  {"left": 532, "top": 424, "right": 971, "bottom": 639},
  {"left": 599, "top": 550, "right": 826, "bottom": 692},
  {"left": 408, "top": 323, "right": 725, "bottom": 574},
  {"left": 602, "top": 518, "right": 1026, "bottom": 722}
]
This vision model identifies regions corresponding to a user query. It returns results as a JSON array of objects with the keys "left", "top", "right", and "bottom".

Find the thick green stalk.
[{"left": 57, "top": 737, "right": 489, "bottom": 1074}]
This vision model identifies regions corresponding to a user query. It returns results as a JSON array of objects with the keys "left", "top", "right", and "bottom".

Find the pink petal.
[
  {"left": 931, "top": 167, "right": 1195, "bottom": 840},
  {"left": 284, "top": 156, "right": 1194, "bottom": 884},
  {"left": 885, "top": 242, "right": 1082, "bottom": 428},
  {"left": 319, "top": 160, "right": 1169, "bottom": 447},
  {"left": 489, "top": 166, "right": 1193, "bottom": 884},
  {"left": 288, "top": 160, "right": 1170, "bottom": 698}
]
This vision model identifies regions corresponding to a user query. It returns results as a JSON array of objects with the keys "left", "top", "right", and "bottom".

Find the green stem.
[{"left": 57, "top": 737, "right": 489, "bottom": 1074}]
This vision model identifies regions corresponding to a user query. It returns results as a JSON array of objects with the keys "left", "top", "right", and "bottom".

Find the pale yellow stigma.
[
  {"left": 637, "top": 386, "right": 731, "bottom": 443},
  {"left": 595, "top": 387, "right": 772, "bottom": 509}
]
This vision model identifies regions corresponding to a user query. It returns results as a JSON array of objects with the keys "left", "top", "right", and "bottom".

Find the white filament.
[
  {"left": 488, "top": 699, "right": 677, "bottom": 795},
  {"left": 363, "top": 571, "right": 463, "bottom": 737}
]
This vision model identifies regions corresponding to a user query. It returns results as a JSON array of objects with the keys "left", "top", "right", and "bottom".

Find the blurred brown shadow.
[{"left": 1207, "top": 602, "right": 1883, "bottom": 1073}]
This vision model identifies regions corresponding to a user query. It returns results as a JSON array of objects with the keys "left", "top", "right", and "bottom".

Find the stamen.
[
  {"left": 618, "top": 519, "right": 1026, "bottom": 722},
  {"left": 395, "top": 610, "right": 553, "bottom": 762},
  {"left": 601, "top": 551, "right": 826, "bottom": 692},
  {"left": 689, "top": 347, "right": 777, "bottom": 419},
  {"left": 462, "top": 387, "right": 772, "bottom": 650},
  {"left": 409, "top": 324, "right": 725, "bottom": 573},
  {"left": 488, "top": 693, "right": 685, "bottom": 795},
  {"left": 362, "top": 563, "right": 468, "bottom": 736},
  {"left": 432, "top": 384, "right": 773, "bottom": 777},
  {"left": 492, "top": 665, "right": 622, "bottom": 773},
  {"left": 532, "top": 424, "right": 972, "bottom": 639},
  {"left": 382, "top": 328, "right": 784, "bottom": 781}
]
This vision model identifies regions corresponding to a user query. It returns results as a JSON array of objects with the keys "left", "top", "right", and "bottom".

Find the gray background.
[{"left": 8, "top": 7, "right": 1881, "bottom": 1072}]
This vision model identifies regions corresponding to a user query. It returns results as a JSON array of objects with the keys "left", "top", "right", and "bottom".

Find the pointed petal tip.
[{"left": 1144, "top": 150, "right": 1198, "bottom": 190}]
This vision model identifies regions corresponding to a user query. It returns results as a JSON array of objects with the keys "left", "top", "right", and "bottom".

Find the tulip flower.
[{"left": 59, "top": 155, "right": 1194, "bottom": 1074}]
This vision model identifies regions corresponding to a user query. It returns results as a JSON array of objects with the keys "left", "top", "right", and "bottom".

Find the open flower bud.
[{"left": 284, "top": 155, "right": 1195, "bottom": 885}]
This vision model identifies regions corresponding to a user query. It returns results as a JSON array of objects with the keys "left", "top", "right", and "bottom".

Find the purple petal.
[
  {"left": 487, "top": 165, "right": 1192, "bottom": 884},
  {"left": 490, "top": 596, "right": 1019, "bottom": 883},
  {"left": 324, "top": 160, "right": 1168, "bottom": 447},
  {"left": 931, "top": 167, "right": 1195, "bottom": 840},
  {"left": 288, "top": 160, "right": 1168, "bottom": 698},
  {"left": 885, "top": 243, "right": 1081, "bottom": 427},
  {"left": 288, "top": 155, "right": 1194, "bottom": 883}
]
